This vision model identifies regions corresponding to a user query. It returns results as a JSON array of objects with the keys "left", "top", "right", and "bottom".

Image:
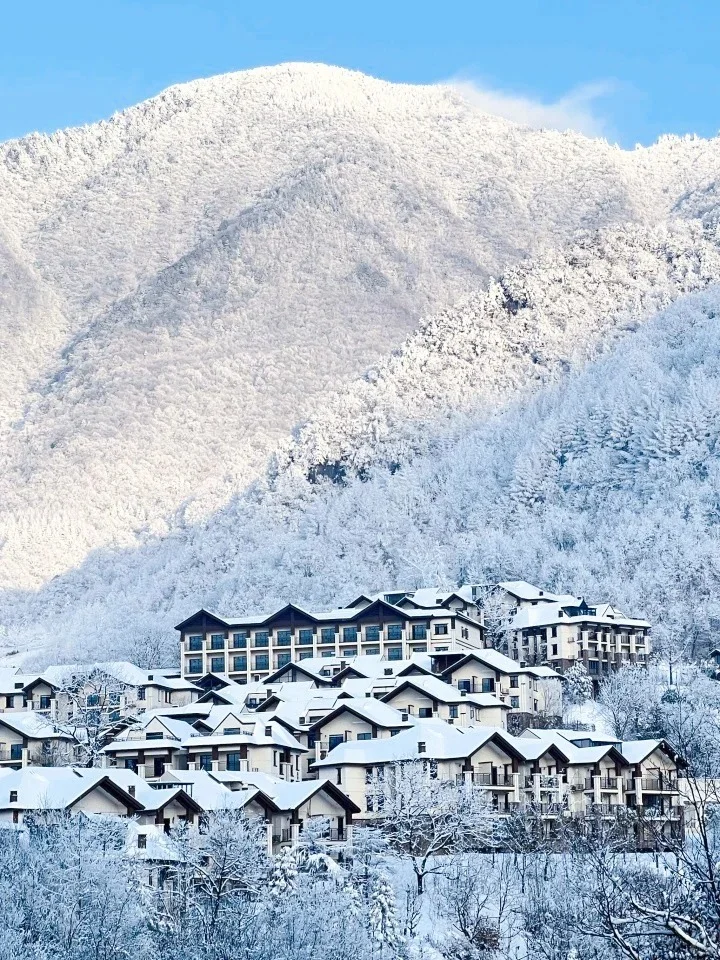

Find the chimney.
[{"left": 401, "top": 712, "right": 409, "bottom": 722}]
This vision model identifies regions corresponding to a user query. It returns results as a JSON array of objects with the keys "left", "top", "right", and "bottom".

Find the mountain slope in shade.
[
  {"left": 4, "top": 223, "right": 720, "bottom": 664},
  {"left": 3, "top": 65, "right": 720, "bottom": 589}
]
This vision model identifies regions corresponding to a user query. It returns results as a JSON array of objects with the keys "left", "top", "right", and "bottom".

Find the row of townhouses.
[{"left": 175, "top": 580, "right": 651, "bottom": 684}]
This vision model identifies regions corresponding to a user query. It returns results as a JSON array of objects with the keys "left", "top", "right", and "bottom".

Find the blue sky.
[{"left": 1, "top": 1, "right": 717, "bottom": 146}]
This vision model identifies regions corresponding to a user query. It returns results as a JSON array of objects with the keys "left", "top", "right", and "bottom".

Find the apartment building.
[
  {"left": 489, "top": 581, "right": 651, "bottom": 674},
  {"left": 177, "top": 596, "right": 485, "bottom": 684},
  {"left": 311, "top": 721, "right": 684, "bottom": 839}
]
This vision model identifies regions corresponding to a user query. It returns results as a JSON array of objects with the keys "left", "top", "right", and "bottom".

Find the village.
[{"left": 0, "top": 580, "right": 692, "bottom": 865}]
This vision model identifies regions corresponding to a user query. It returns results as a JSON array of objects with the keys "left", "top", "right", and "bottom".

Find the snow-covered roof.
[
  {"left": 182, "top": 716, "right": 305, "bottom": 752},
  {"left": 619, "top": 739, "right": 666, "bottom": 763},
  {"left": 160, "top": 770, "right": 262, "bottom": 810},
  {"left": 309, "top": 697, "right": 413, "bottom": 731},
  {"left": 498, "top": 581, "right": 570, "bottom": 603},
  {"left": 384, "top": 674, "right": 509, "bottom": 710},
  {"left": 0, "top": 712, "right": 70, "bottom": 740},
  {"left": 510, "top": 601, "right": 650, "bottom": 631},
  {"left": 0, "top": 767, "right": 142, "bottom": 812},
  {"left": 312, "top": 718, "right": 491, "bottom": 767}
]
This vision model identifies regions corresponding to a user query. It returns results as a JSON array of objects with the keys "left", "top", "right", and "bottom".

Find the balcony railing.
[
  {"left": 599, "top": 777, "right": 618, "bottom": 790},
  {"left": 641, "top": 777, "right": 678, "bottom": 792}
]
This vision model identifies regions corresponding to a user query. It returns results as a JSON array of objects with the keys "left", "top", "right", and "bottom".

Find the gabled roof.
[
  {"left": 211, "top": 770, "right": 361, "bottom": 814},
  {"left": 0, "top": 713, "right": 71, "bottom": 740},
  {"left": 0, "top": 767, "right": 144, "bottom": 813},
  {"left": 619, "top": 739, "right": 682, "bottom": 765},
  {"left": 160, "top": 770, "right": 281, "bottom": 813},
  {"left": 312, "top": 718, "right": 499, "bottom": 767},
  {"left": 381, "top": 675, "right": 510, "bottom": 710},
  {"left": 308, "top": 698, "right": 412, "bottom": 733},
  {"left": 263, "top": 660, "right": 335, "bottom": 686}
]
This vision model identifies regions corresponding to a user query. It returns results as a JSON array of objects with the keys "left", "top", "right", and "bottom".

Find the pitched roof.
[
  {"left": 381, "top": 675, "right": 510, "bottom": 710},
  {"left": 0, "top": 767, "right": 144, "bottom": 812},
  {"left": 308, "top": 698, "right": 412, "bottom": 732}
]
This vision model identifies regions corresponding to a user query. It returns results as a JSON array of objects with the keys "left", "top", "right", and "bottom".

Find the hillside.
[
  {"left": 3, "top": 64, "right": 720, "bottom": 591},
  {"left": 5, "top": 230, "right": 720, "bottom": 665}
]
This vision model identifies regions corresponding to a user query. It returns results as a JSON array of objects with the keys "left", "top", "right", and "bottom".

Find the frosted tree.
[
  {"left": 596, "top": 662, "right": 658, "bottom": 740},
  {"left": 371, "top": 760, "right": 496, "bottom": 894},
  {"left": 563, "top": 661, "right": 593, "bottom": 707},
  {"left": 368, "top": 871, "right": 403, "bottom": 956}
]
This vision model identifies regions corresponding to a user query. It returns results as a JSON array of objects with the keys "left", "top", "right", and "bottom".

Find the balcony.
[
  {"left": 456, "top": 772, "right": 514, "bottom": 787},
  {"left": 641, "top": 777, "right": 678, "bottom": 792},
  {"left": 599, "top": 777, "right": 618, "bottom": 790}
]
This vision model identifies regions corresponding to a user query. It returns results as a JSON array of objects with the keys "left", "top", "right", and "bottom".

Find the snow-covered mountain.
[
  {"left": 4, "top": 63, "right": 720, "bottom": 593},
  {"left": 3, "top": 63, "right": 720, "bottom": 662}
]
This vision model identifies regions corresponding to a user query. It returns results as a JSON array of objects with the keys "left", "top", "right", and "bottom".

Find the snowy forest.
[{"left": 6, "top": 281, "right": 720, "bottom": 666}]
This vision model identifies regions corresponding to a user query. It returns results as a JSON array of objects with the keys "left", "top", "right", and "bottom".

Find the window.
[
  {"left": 328, "top": 734, "right": 345, "bottom": 750},
  {"left": 510, "top": 674, "right": 519, "bottom": 688},
  {"left": 589, "top": 661, "right": 599, "bottom": 674},
  {"left": 418, "top": 707, "right": 433, "bottom": 718},
  {"left": 264, "top": 725, "right": 272, "bottom": 736},
  {"left": 276, "top": 630, "right": 292, "bottom": 646},
  {"left": 146, "top": 732, "right": 163, "bottom": 741},
  {"left": 298, "top": 628, "right": 314, "bottom": 645},
  {"left": 343, "top": 626, "right": 358, "bottom": 643},
  {"left": 412, "top": 624, "right": 427, "bottom": 641},
  {"left": 341, "top": 647, "right": 357, "bottom": 656},
  {"left": 138, "top": 835, "right": 147, "bottom": 850},
  {"left": 458, "top": 680, "right": 471, "bottom": 692},
  {"left": 434, "top": 623, "right": 448, "bottom": 635},
  {"left": 233, "top": 656, "right": 247, "bottom": 671},
  {"left": 9, "top": 791, "right": 17, "bottom": 803},
  {"left": 357, "top": 732, "right": 372, "bottom": 741},
  {"left": 387, "top": 624, "right": 403, "bottom": 640},
  {"left": 510, "top": 696, "right": 520, "bottom": 709},
  {"left": 276, "top": 652, "right": 292, "bottom": 668},
  {"left": 210, "top": 634, "right": 225, "bottom": 650},
  {"left": 551, "top": 626, "right": 558, "bottom": 638},
  {"left": 9, "top": 744, "right": 21, "bottom": 761},
  {"left": 188, "top": 635, "right": 203, "bottom": 651},
  {"left": 254, "top": 655, "right": 269, "bottom": 671},
  {"left": 449, "top": 705, "right": 458, "bottom": 719},
  {"left": 124, "top": 758, "right": 138, "bottom": 771},
  {"left": 321, "top": 650, "right": 335, "bottom": 658},
  {"left": 198, "top": 754, "right": 212, "bottom": 771},
  {"left": 417, "top": 742, "right": 426, "bottom": 754},
  {"left": 232, "top": 633, "right": 247, "bottom": 649},
  {"left": 321, "top": 627, "right": 335, "bottom": 643},
  {"left": 365, "top": 647, "right": 380, "bottom": 655},
  {"left": 253, "top": 631, "right": 269, "bottom": 648},
  {"left": 365, "top": 625, "right": 380, "bottom": 642},
  {"left": 552, "top": 644, "right": 558, "bottom": 656},
  {"left": 87, "top": 694, "right": 100, "bottom": 707},
  {"left": 226, "top": 753, "right": 242, "bottom": 771},
  {"left": 224, "top": 727, "right": 242, "bottom": 735},
  {"left": 481, "top": 678, "right": 495, "bottom": 693},
  {"left": 39, "top": 695, "right": 52, "bottom": 709},
  {"left": 299, "top": 651, "right": 313, "bottom": 660},
  {"left": 412, "top": 644, "right": 428, "bottom": 653},
  {"left": 387, "top": 647, "right": 402, "bottom": 661},
  {"left": 210, "top": 656, "right": 225, "bottom": 673}
]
